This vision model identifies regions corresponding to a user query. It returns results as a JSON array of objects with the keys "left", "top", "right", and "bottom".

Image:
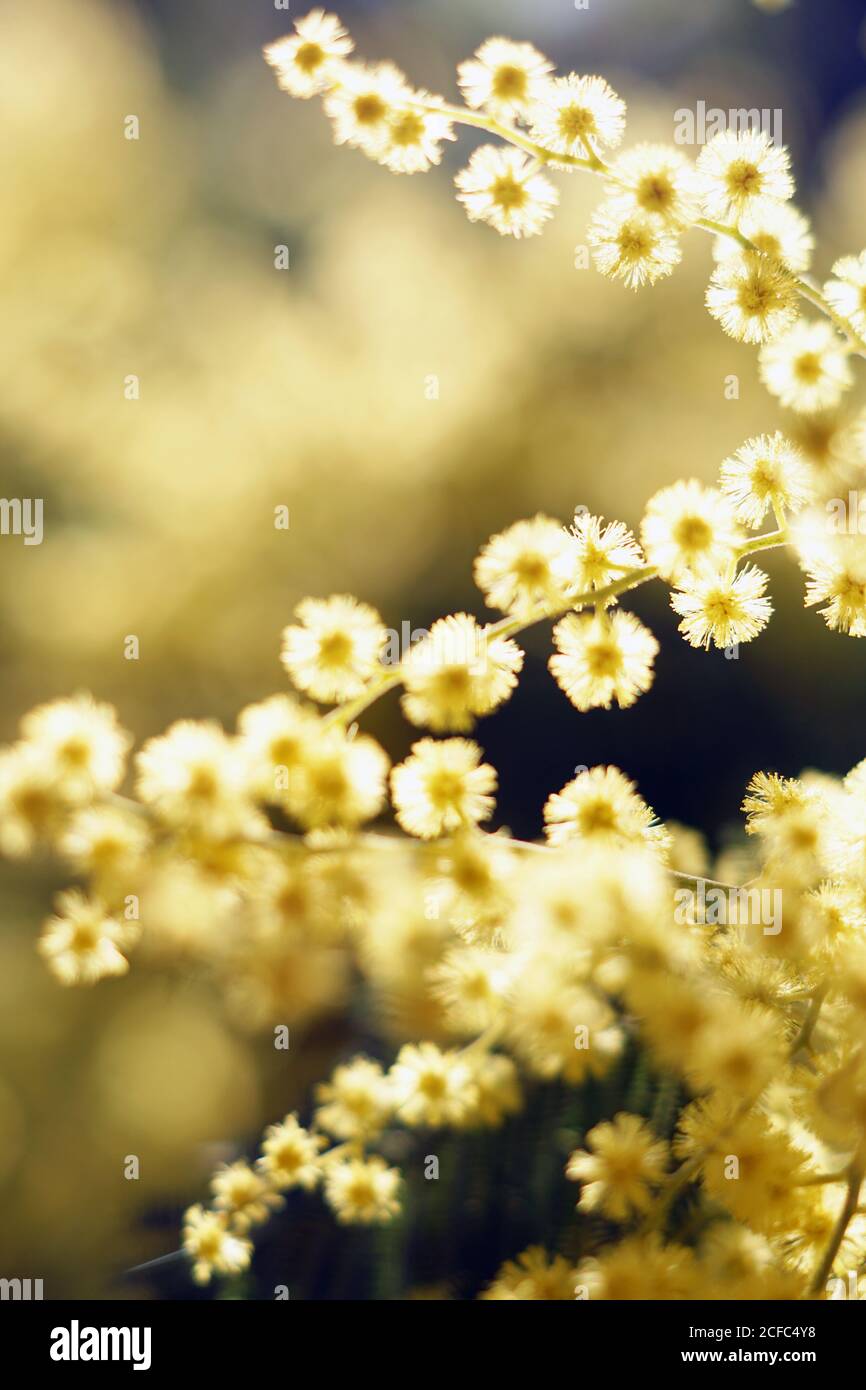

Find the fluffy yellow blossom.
[
  {"left": 322, "top": 60, "right": 409, "bottom": 154},
  {"left": 566, "top": 1113, "right": 668, "bottom": 1221},
  {"left": 802, "top": 535, "right": 866, "bottom": 637},
  {"left": 258, "top": 1113, "right": 325, "bottom": 1190},
  {"left": 641, "top": 479, "right": 743, "bottom": 582},
  {"left": 759, "top": 320, "right": 853, "bottom": 413},
  {"left": 670, "top": 565, "right": 773, "bottom": 648},
  {"left": 314, "top": 1056, "right": 394, "bottom": 1141},
  {"left": 236, "top": 694, "right": 320, "bottom": 800},
  {"left": 823, "top": 250, "right": 866, "bottom": 337},
  {"left": 604, "top": 143, "right": 698, "bottom": 227},
  {"left": 528, "top": 74, "right": 626, "bottom": 161},
  {"left": 482, "top": 1246, "right": 579, "bottom": 1301},
  {"left": 263, "top": 9, "right": 353, "bottom": 99},
  {"left": 136, "top": 720, "right": 262, "bottom": 838},
  {"left": 544, "top": 765, "right": 666, "bottom": 852},
  {"left": 323, "top": 1155, "right": 402, "bottom": 1224},
  {"left": 210, "top": 1162, "right": 284, "bottom": 1232},
  {"left": 705, "top": 249, "right": 799, "bottom": 344},
  {"left": 456, "top": 38, "right": 552, "bottom": 120},
  {"left": 284, "top": 724, "right": 389, "bottom": 829},
  {"left": 20, "top": 695, "right": 131, "bottom": 802},
  {"left": 567, "top": 513, "right": 645, "bottom": 598},
  {"left": 389, "top": 1041, "right": 476, "bottom": 1127},
  {"left": 719, "top": 431, "right": 813, "bottom": 527},
  {"left": 428, "top": 945, "right": 513, "bottom": 1034},
  {"left": 400, "top": 613, "right": 523, "bottom": 732},
  {"left": 37, "top": 890, "right": 135, "bottom": 985},
  {"left": 59, "top": 805, "right": 149, "bottom": 897},
  {"left": 694, "top": 129, "right": 793, "bottom": 221},
  {"left": 716, "top": 200, "right": 814, "bottom": 273},
  {"left": 685, "top": 1004, "right": 787, "bottom": 1098},
  {"left": 575, "top": 1235, "right": 695, "bottom": 1300},
  {"left": 548, "top": 609, "right": 658, "bottom": 711},
  {"left": 473, "top": 515, "right": 575, "bottom": 617},
  {"left": 182, "top": 1205, "right": 253, "bottom": 1285},
  {"left": 677, "top": 1105, "right": 810, "bottom": 1233},
  {"left": 588, "top": 204, "right": 682, "bottom": 288},
  {"left": 0, "top": 744, "right": 65, "bottom": 855},
  {"left": 506, "top": 967, "right": 622, "bottom": 1084},
  {"left": 391, "top": 738, "right": 496, "bottom": 839},
  {"left": 280, "top": 595, "right": 386, "bottom": 704},
  {"left": 377, "top": 97, "right": 456, "bottom": 175},
  {"left": 455, "top": 145, "right": 559, "bottom": 238}
]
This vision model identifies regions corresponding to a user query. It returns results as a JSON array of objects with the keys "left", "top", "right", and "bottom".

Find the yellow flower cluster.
[
  {"left": 265, "top": 10, "right": 866, "bottom": 420},
  {"left": 5, "top": 10, "right": 866, "bottom": 1302},
  {"left": 3, "top": 480, "right": 866, "bottom": 1294}
]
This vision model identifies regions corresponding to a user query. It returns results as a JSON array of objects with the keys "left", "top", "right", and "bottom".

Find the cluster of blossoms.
[
  {"left": 265, "top": 10, "right": 866, "bottom": 421},
  {"left": 4, "top": 447, "right": 866, "bottom": 1293},
  {"left": 5, "top": 13, "right": 866, "bottom": 1301}
]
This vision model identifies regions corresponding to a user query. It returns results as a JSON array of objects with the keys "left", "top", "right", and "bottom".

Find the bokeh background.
[{"left": 1, "top": 0, "right": 865, "bottom": 1297}]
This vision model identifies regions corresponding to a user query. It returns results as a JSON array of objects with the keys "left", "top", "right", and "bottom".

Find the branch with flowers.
[{"left": 5, "top": 11, "right": 866, "bottom": 1300}]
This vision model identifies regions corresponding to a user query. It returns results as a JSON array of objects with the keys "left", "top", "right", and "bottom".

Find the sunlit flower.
[
  {"left": 20, "top": 695, "right": 131, "bottom": 802},
  {"left": 389, "top": 1041, "right": 477, "bottom": 1126},
  {"left": 322, "top": 60, "right": 410, "bottom": 154},
  {"left": 694, "top": 130, "right": 793, "bottom": 221},
  {"left": 391, "top": 738, "right": 496, "bottom": 838},
  {"left": 258, "top": 1113, "right": 325, "bottom": 1190},
  {"left": 759, "top": 320, "right": 853, "bottom": 413},
  {"left": 670, "top": 565, "right": 773, "bottom": 648},
  {"left": 802, "top": 535, "right": 866, "bottom": 636},
  {"left": 314, "top": 1056, "right": 394, "bottom": 1140},
  {"left": 400, "top": 613, "right": 523, "bottom": 731},
  {"left": 567, "top": 513, "right": 645, "bottom": 600},
  {"left": 323, "top": 1155, "right": 402, "bottom": 1224},
  {"left": 641, "top": 480, "right": 743, "bottom": 582},
  {"left": 428, "top": 945, "right": 513, "bottom": 1034},
  {"left": 378, "top": 96, "right": 456, "bottom": 174},
  {"left": 455, "top": 145, "right": 559, "bottom": 238},
  {"left": 284, "top": 724, "right": 389, "bottom": 829},
  {"left": 824, "top": 251, "right": 866, "bottom": 338},
  {"left": 544, "top": 765, "right": 666, "bottom": 851},
  {"left": 473, "top": 514, "right": 575, "bottom": 617},
  {"left": 604, "top": 142, "right": 698, "bottom": 227},
  {"left": 0, "top": 744, "right": 64, "bottom": 856},
  {"left": 528, "top": 74, "right": 626, "bottom": 161},
  {"left": 566, "top": 1113, "right": 668, "bottom": 1221},
  {"left": 715, "top": 201, "right": 814, "bottom": 273},
  {"left": 263, "top": 9, "right": 353, "bottom": 99},
  {"left": 281, "top": 595, "right": 386, "bottom": 703},
  {"left": 457, "top": 38, "right": 552, "bottom": 119},
  {"left": 549, "top": 609, "right": 658, "bottom": 710},
  {"left": 482, "top": 1246, "right": 579, "bottom": 1301},
  {"left": 719, "top": 431, "right": 814, "bottom": 527},
  {"left": 136, "top": 720, "right": 262, "bottom": 837},
  {"left": 588, "top": 204, "right": 682, "bottom": 288},
  {"left": 182, "top": 1205, "right": 253, "bottom": 1286},
  {"left": 210, "top": 1162, "right": 284, "bottom": 1232},
  {"left": 37, "top": 889, "right": 135, "bottom": 985},
  {"left": 705, "top": 249, "right": 799, "bottom": 343},
  {"left": 237, "top": 694, "right": 320, "bottom": 800}
]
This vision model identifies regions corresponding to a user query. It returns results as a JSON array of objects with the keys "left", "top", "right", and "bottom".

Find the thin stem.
[{"left": 809, "top": 1150, "right": 866, "bottom": 1294}]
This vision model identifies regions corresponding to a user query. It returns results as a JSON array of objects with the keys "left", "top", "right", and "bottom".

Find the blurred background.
[{"left": 1, "top": 0, "right": 865, "bottom": 1297}]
